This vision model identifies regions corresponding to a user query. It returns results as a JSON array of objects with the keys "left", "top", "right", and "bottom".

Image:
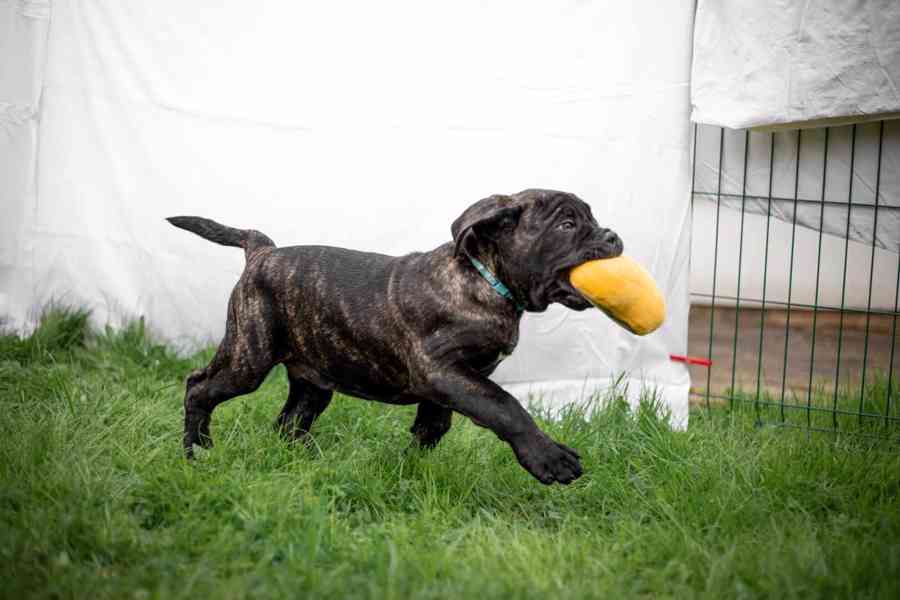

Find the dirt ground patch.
[{"left": 687, "top": 306, "right": 899, "bottom": 403}]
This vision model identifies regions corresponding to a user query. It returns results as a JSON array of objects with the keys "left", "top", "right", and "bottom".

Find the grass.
[
  {"left": 1, "top": 307, "right": 899, "bottom": 599},
  {"left": 706, "top": 372, "right": 900, "bottom": 441}
]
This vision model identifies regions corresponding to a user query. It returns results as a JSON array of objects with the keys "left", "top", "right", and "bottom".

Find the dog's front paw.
[{"left": 512, "top": 434, "right": 583, "bottom": 485}]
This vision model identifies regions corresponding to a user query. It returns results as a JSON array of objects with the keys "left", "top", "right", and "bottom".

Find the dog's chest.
[
  {"left": 478, "top": 321, "right": 519, "bottom": 374},
  {"left": 472, "top": 342, "right": 516, "bottom": 376},
  {"left": 488, "top": 350, "right": 510, "bottom": 371}
]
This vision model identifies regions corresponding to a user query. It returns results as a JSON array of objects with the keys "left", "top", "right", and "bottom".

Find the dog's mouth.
[
  {"left": 548, "top": 244, "right": 622, "bottom": 311},
  {"left": 549, "top": 276, "right": 593, "bottom": 311}
]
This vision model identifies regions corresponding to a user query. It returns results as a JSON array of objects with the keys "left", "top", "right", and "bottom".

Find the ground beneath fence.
[{"left": 688, "top": 306, "right": 898, "bottom": 403}]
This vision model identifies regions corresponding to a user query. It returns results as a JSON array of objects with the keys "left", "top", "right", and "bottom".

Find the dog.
[{"left": 168, "top": 189, "right": 623, "bottom": 485}]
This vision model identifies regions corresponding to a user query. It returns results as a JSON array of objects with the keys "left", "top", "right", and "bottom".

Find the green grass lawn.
[{"left": 1, "top": 308, "right": 899, "bottom": 599}]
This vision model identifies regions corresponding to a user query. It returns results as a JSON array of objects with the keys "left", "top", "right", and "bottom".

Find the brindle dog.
[{"left": 168, "top": 189, "right": 622, "bottom": 484}]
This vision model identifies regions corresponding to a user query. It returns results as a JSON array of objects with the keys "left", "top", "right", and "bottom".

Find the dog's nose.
[{"left": 601, "top": 229, "right": 624, "bottom": 256}]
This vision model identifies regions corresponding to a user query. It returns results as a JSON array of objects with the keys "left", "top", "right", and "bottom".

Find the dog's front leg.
[{"left": 422, "top": 369, "right": 582, "bottom": 485}]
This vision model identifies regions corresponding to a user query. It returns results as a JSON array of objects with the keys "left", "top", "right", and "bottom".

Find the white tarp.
[
  {"left": 691, "top": 123, "right": 899, "bottom": 312},
  {"left": 1, "top": 1, "right": 694, "bottom": 427},
  {"left": 693, "top": 121, "right": 900, "bottom": 254},
  {"left": 691, "top": 0, "right": 900, "bottom": 130}
]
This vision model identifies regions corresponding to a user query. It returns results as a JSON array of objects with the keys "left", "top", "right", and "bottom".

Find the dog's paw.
[{"left": 513, "top": 434, "right": 583, "bottom": 485}]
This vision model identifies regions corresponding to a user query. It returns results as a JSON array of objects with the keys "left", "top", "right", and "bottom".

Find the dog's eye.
[{"left": 558, "top": 220, "right": 576, "bottom": 231}]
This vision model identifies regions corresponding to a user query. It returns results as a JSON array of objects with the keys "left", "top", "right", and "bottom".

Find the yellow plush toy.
[{"left": 569, "top": 256, "right": 666, "bottom": 335}]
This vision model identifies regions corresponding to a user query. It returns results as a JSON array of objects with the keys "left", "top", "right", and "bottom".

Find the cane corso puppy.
[{"left": 168, "top": 189, "right": 623, "bottom": 484}]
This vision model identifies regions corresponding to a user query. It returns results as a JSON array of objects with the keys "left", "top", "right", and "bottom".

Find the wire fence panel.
[{"left": 690, "top": 121, "right": 900, "bottom": 441}]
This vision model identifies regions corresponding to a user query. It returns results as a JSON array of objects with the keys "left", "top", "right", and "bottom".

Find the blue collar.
[{"left": 467, "top": 255, "right": 525, "bottom": 313}]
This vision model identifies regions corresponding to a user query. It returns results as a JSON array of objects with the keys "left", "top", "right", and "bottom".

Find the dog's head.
[{"left": 451, "top": 189, "right": 623, "bottom": 312}]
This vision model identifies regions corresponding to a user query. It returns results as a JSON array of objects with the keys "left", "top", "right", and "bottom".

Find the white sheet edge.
[{"left": 501, "top": 376, "right": 690, "bottom": 431}]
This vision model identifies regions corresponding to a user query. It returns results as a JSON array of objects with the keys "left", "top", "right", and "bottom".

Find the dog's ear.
[{"left": 451, "top": 194, "right": 522, "bottom": 258}]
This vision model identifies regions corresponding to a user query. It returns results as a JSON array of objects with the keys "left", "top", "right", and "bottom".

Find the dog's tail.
[{"left": 166, "top": 216, "right": 275, "bottom": 261}]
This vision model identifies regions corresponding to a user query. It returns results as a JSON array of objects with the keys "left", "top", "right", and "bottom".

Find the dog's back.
[{"left": 168, "top": 216, "right": 437, "bottom": 401}]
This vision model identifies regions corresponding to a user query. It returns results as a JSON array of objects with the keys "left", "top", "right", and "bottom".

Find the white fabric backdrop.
[
  {"left": 691, "top": 123, "right": 900, "bottom": 312},
  {"left": 1, "top": 1, "right": 694, "bottom": 427},
  {"left": 692, "top": 0, "right": 900, "bottom": 129},
  {"left": 693, "top": 122, "right": 900, "bottom": 254}
]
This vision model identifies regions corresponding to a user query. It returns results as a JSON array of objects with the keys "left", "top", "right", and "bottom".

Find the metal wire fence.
[{"left": 690, "top": 120, "right": 899, "bottom": 441}]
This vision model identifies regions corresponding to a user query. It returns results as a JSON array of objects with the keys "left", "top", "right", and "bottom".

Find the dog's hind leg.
[
  {"left": 410, "top": 400, "right": 453, "bottom": 449},
  {"left": 183, "top": 291, "right": 278, "bottom": 458},
  {"left": 274, "top": 371, "right": 332, "bottom": 442}
]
